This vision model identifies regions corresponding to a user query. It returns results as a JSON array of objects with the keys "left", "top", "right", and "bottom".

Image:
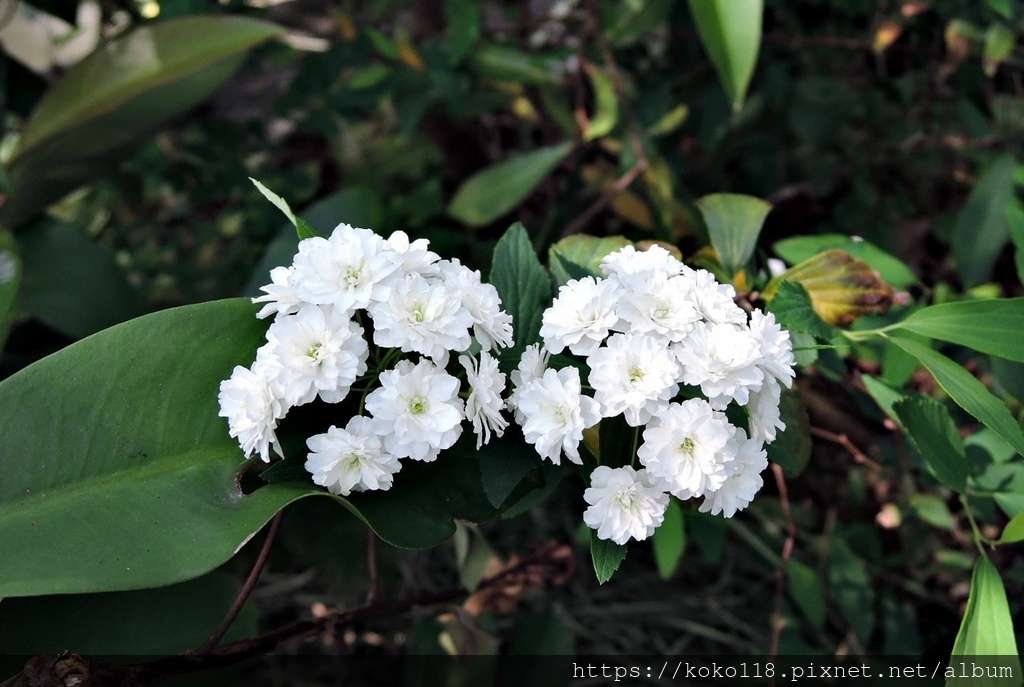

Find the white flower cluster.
[
  {"left": 509, "top": 245, "right": 795, "bottom": 545},
  {"left": 218, "top": 224, "right": 514, "bottom": 496}
]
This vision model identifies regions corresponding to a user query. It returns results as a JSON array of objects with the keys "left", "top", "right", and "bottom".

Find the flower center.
[
  {"left": 679, "top": 437, "right": 696, "bottom": 455},
  {"left": 409, "top": 396, "right": 428, "bottom": 414},
  {"left": 307, "top": 342, "right": 325, "bottom": 362},
  {"left": 628, "top": 366, "right": 645, "bottom": 383},
  {"left": 343, "top": 264, "right": 364, "bottom": 286},
  {"left": 613, "top": 489, "right": 635, "bottom": 509},
  {"left": 410, "top": 304, "right": 426, "bottom": 323}
]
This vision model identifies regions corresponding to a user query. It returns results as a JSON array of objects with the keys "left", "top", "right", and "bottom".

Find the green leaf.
[
  {"left": 889, "top": 336, "right": 1024, "bottom": 457},
  {"left": 986, "top": 0, "right": 1014, "bottom": 20},
  {"left": 444, "top": 0, "right": 481, "bottom": 64},
  {"left": 892, "top": 298, "right": 1024, "bottom": 363},
  {"left": 599, "top": 414, "right": 635, "bottom": 469},
  {"left": 548, "top": 234, "right": 630, "bottom": 285},
  {"left": 688, "top": 0, "right": 763, "bottom": 110},
  {"left": 828, "top": 538, "right": 874, "bottom": 643},
  {"left": 0, "top": 16, "right": 283, "bottom": 228},
  {"left": 19, "top": 217, "right": 146, "bottom": 339},
  {"left": 766, "top": 281, "right": 836, "bottom": 340},
  {"left": 773, "top": 234, "right": 917, "bottom": 289},
  {"left": 911, "top": 494, "right": 956, "bottom": 531},
  {"left": 0, "top": 572, "right": 258, "bottom": 654},
  {"left": 893, "top": 396, "right": 969, "bottom": 492},
  {"left": 465, "top": 44, "right": 567, "bottom": 86},
  {"left": 652, "top": 498, "right": 685, "bottom": 580},
  {"left": 449, "top": 142, "right": 573, "bottom": 226},
  {"left": 786, "top": 559, "right": 826, "bottom": 630},
  {"left": 477, "top": 428, "right": 540, "bottom": 508},
  {"left": 489, "top": 223, "right": 553, "bottom": 357},
  {"left": 861, "top": 374, "right": 909, "bottom": 426},
  {"left": 250, "top": 177, "right": 322, "bottom": 240},
  {"left": 606, "top": 0, "right": 674, "bottom": 47},
  {"left": 949, "top": 557, "right": 1021, "bottom": 679},
  {"left": 695, "top": 193, "right": 771, "bottom": 277},
  {"left": 997, "top": 511, "right": 1024, "bottom": 544},
  {"left": 582, "top": 64, "right": 618, "bottom": 141},
  {"left": 454, "top": 522, "right": 496, "bottom": 590},
  {"left": 766, "top": 387, "right": 812, "bottom": 476},
  {"left": 952, "top": 154, "right": 1016, "bottom": 288},
  {"left": 590, "top": 530, "right": 627, "bottom": 584},
  {"left": 1006, "top": 201, "right": 1024, "bottom": 286},
  {"left": 983, "top": 23, "right": 1015, "bottom": 76},
  {"left": 0, "top": 231, "right": 22, "bottom": 328}
]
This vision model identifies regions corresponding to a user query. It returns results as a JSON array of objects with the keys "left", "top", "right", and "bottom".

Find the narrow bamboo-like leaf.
[
  {"left": 949, "top": 557, "right": 1021, "bottom": 677},
  {"left": 766, "top": 281, "right": 836, "bottom": 340},
  {"left": 889, "top": 336, "right": 1024, "bottom": 456},
  {"left": 465, "top": 44, "right": 566, "bottom": 86},
  {"left": 1007, "top": 201, "right": 1024, "bottom": 286},
  {"left": 952, "top": 154, "right": 1016, "bottom": 288},
  {"left": 250, "top": 177, "right": 321, "bottom": 240},
  {"left": 997, "top": 511, "right": 1024, "bottom": 544},
  {"left": 590, "top": 530, "right": 627, "bottom": 584},
  {"left": 449, "top": 142, "right": 573, "bottom": 226},
  {"left": 893, "top": 397, "right": 969, "bottom": 492},
  {"left": 861, "top": 374, "right": 909, "bottom": 427},
  {"left": 489, "top": 223, "right": 553, "bottom": 357},
  {"left": 786, "top": 559, "right": 826, "bottom": 630},
  {"left": 652, "top": 499, "right": 685, "bottom": 579},
  {"left": 583, "top": 64, "right": 618, "bottom": 141},
  {"left": 695, "top": 193, "right": 771, "bottom": 277},
  {"left": 688, "top": 0, "right": 763, "bottom": 110},
  {"left": 892, "top": 298, "right": 1024, "bottom": 363}
]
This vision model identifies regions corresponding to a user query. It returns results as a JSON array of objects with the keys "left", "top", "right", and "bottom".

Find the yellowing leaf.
[
  {"left": 396, "top": 33, "right": 426, "bottom": 71},
  {"left": 874, "top": 18, "right": 905, "bottom": 54}
]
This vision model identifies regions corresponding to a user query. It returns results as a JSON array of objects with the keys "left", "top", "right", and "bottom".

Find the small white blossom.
[
  {"left": 749, "top": 310, "right": 796, "bottom": 388},
  {"left": 386, "top": 230, "right": 442, "bottom": 276},
  {"left": 637, "top": 398, "right": 736, "bottom": 499},
  {"left": 264, "top": 305, "right": 369, "bottom": 406},
  {"left": 252, "top": 265, "right": 303, "bottom": 320},
  {"left": 305, "top": 416, "right": 402, "bottom": 496},
  {"left": 460, "top": 351, "right": 508, "bottom": 448},
  {"left": 517, "top": 366, "right": 601, "bottom": 464},
  {"left": 218, "top": 361, "right": 286, "bottom": 462},
  {"left": 685, "top": 268, "right": 747, "bottom": 325},
  {"left": 600, "top": 244, "right": 684, "bottom": 280},
  {"left": 747, "top": 378, "right": 786, "bottom": 444},
  {"left": 587, "top": 333, "right": 680, "bottom": 426},
  {"left": 674, "top": 321, "right": 764, "bottom": 408},
  {"left": 508, "top": 343, "right": 551, "bottom": 422},
  {"left": 611, "top": 272, "right": 700, "bottom": 343},
  {"left": 439, "top": 260, "right": 514, "bottom": 350},
  {"left": 368, "top": 273, "right": 473, "bottom": 365},
  {"left": 583, "top": 465, "right": 670, "bottom": 545},
  {"left": 292, "top": 224, "right": 400, "bottom": 312},
  {"left": 699, "top": 428, "right": 768, "bottom": 517},
  {"left": 365, "top": 359, "right": 464, "bottom": 462},
  {"left": 539, "top": 276, "right": 620, "bottom": 356}
]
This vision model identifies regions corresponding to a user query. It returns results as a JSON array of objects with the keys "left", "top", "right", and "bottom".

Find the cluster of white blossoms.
[
  {"left": 218, "top": 224, "right": 514, "bottom": 497},
  {"left": 508, "top": 244, "right": 795, "bottom": 545}
]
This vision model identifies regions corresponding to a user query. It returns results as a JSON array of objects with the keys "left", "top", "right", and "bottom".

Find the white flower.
[
  {"left": 517, "top": 367, "right": 601, "bottom": 464},
  {"left": 673, "top": 321, "right": 764, "bottom": 408},
  {"left": 539, "top": 276, "right": 620, "bottom": 356},
  {"left": 749, "top": 309, "right": 796, "bottom": 388},
  {"left": 611, "top": 272, "right": 700, "bottom": 343},
  {"left": 365, "top": 359, "right": 464, "bottom": 462},
  {"left": 386, "top": 230, "right": 442, "bottom": 276},
  {"left": 460, "top": 351, "right": 508, "bottom": 448},
  {"left": 305, "top": 416, "right": 402, "bottom": 496},
  {"left": 583, "top": 466, "right": 670, "bottom": 545},
  {"left": 0, "top": 250, "right": 17, "bottom": 284},
  {"left": 264, "top": 305, "right": 369, "bottom": 406},
  {"left": 368, "top": 273, "right": 473, "bottom": 364},
  {"left": 218, "top": 361, "right": 286, "bottom": 462},
  {"left": 252, "top": 265, "right": 303, "bottom": 320},
  {"left": 747, "top": 378, "right": 786, "bottom": 444},
  {"left": 439, "top": 260, "right": 514, "bottom": 351},
  {"left": 508, "top": 343, "right": 551, "bottom": 422},
  {"left": 699, "top": 428, "right": 768, "bottom": 517},
  {"left": 637, "top": 399, "right": 736, "bottom": 499},
  {"left": 600, "top": 244, "right": 684, "bottom": 280},
  {"left": 685, "top": 268, "right": 747, "bottom": 325},
  {"left": 587, "top": 333, "right": 680, "bottom": 426},
  {"left": 292, "top": 224, "right": 400, "bottom": 312}
]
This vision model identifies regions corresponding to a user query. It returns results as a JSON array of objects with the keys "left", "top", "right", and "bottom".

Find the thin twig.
[
  {"left": 197, "top": 510, "right": 284, "bottom": 654},
  {"left": 768, "top": 463, "right": 795, "bottom": 677},
  {"left": 810, "top": 426, "right": 882, "bottom": 472}
]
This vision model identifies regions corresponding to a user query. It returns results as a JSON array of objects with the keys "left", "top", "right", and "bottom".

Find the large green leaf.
[
  {"left": 0, "top": 16, "right": 283, "bottom": 228},
  {"left": 652, "top": 498, "right": 685, "bottom": 580},
  {"left": 773, "top": 233, "right": 917, "bottom": 288},
  {"left": 449, "top": 142, "right": 573, "bottom": 227},
  {"left": 951, "top": 154, "right": 1016, "bottom": 288},
  {"left": 695, "top": 193, "right": 771, "bottom": 277},
  {"left": 1008, "top": 201, "right": 1024, "bottom": 286},
  {"left": 688, "top": 0, "right": 763, "bottom": 110},
  {"left": 892, "top": 298, "right": 1024, "bottom": 363},
  {"left": 489, "top": 223, "right": 553, "bottom": 359},
  {"left": 590, "top": 530, "right": 627, "bottom": 584},
  {"left": 949, "top": 557, "right": 1021, "bottom": 681},
  {"left": 548, "top": 234, "right": 631, "bottom": 286},
  {"left": 892, "top": 397, "right": 969, "bottom": 492},
  {"left": 889, "top": 336, "right": 1024, "bottom": 456}
]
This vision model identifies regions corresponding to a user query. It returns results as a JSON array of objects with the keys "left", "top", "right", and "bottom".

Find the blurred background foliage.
[{"left": 0, "top": 0, "right": 1023, "bottom": 680}]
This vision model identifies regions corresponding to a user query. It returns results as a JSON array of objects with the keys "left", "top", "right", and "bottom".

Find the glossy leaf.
[
  {"left": 1, "top": 16, "right": 283, "bottom": 228},
  {"left": 688, "top": 0, "right": 763, "bottom": 110},
  {"left": 548, "top": 234, "right": 630, "bottom": 286},
  {"left": 997, "top": 511, "right": 1024, "bottom": 544},
  {"left": 583, "top": 64, "right": 618, "bottom": 141},
  {"left": 892, "top": 298, "right": 1024, "bottom": 363},
  {"left": 950, "top": 557, "right": 1021, "bottom": 666},
  {"left": 764, "top": 249, "right": 895, "bottom": 325},
  {"left": 449, "top": 142, "right": 572, "bottom": 226},
  {"left": 766, "top": 281, "right": 835, "bottom": 340},
  {"left": 250, "top": 177, "right": 321, "bottom": 240},
  {"left": 489, "top": 222, "right": 554, "bottom": 358},
  {"left": 695, "top": 193, "right": 771, "bottom": 277},
  {"left": 951, "top": 154, "right": 1016, "bottom": 288},
  {"left": 889, "top": 336, "right": 1024, "bottom": 456},
  {"left": 591, "top": 530, "right": 627, "bottom": 584},
  {"left": 893, "top": 397, "right": 969, "bottom": 492},
  {"left": 773, "top": 234, "right": 917, "bottom": 288},
  {"left": 652, "top": 498, "right": 685, "bottom": 580}
]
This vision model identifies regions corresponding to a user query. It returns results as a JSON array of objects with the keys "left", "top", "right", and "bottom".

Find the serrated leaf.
[
  {"left": 250, "top": 177, "right": 322, "bottom": 240},
  {"left": 893, "top": 396, "right": 969, "bottom": 492},
  {"left": 764, "top": 249, "right": 895, "bottom": 326},
  {"left": 786, "top": 559, "right": 826, "bottom": 630},
  {"left": 652, "top": 498, "right": 685, "bottom": 580},
  {"left": 766, "top": 281, "right": 836, "bottom": 340},
  {"left": 892, "top": 298, "right": 1024, "bottom": 363},
  {"left": 889, "top": 336, "right": 1024, "bottom": 457},
  {"left": 952, "top": 154, "right": 1016, "bottom": 288},
  {"left": 997, "top": 511, "right": 1024, "bottom": 544},
  {"left": 767, "top": 387, "right": 812, "bottom": 476},
  {"left": 688, "top": 0, "right": 763, "bottom": 110},
  {"left": 489, "top": 223, "right": 553, "bottom": 358},
  {"left": 449, "top": 142, "right": 572, "bottom": 226},
  {"left": 949, "top": 557, "right": 1021, "bottom": 682},
  {"left": 695, "top": 193, "right": 771, "bottom": 277},
  {"left": 583, "top": 64, "right": 618, "bottom": 141},
  {"left": 773, "top": 234, "right": 917, "bottom": 288},
  {"left": 590, "top": 530, "right": 627, "bottom": 584}
]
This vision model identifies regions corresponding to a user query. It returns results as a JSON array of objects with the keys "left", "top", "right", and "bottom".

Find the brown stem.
[
  {"left": 768, "top": 463, "right": 796, "bottom": 681},
  {"left": 197, "top": 510, "right": 284, "bottom": 654},
  {"left": 810, "top": 426, "right": 882, "bottom": 472}
]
